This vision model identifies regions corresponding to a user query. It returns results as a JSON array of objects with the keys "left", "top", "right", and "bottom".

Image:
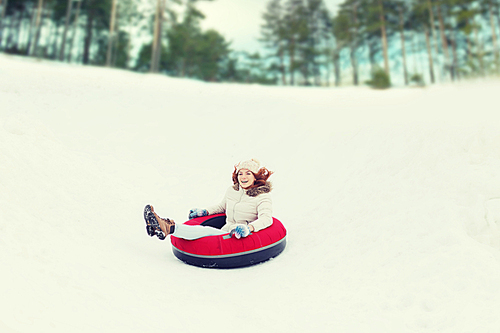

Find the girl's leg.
[{"left": 172, "top": 224, "right": 226, "bottom": 240}]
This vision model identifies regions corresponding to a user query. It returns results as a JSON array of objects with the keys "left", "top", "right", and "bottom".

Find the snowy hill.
[{"left": 1, "top": 53, "right": 500, "bottom": 333}]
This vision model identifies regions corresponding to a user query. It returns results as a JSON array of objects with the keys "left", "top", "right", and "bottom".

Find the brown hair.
[{"left": 232, "top": 167, "right": 273, "bottom": 190}]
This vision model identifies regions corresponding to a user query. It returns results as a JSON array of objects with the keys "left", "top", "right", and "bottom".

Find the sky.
[{"left": 196, "top": 0, "right": 344, "bottom": 54}]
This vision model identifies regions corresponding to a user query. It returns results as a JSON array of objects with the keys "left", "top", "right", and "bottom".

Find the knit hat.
[{"left": 235, "top": 158, "right": 261, "bottom": 174}]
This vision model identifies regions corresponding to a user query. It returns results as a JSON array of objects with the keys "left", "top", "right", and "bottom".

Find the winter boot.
[
  {"left": 152, "top": 206, "right": 175, "bottom": 237},
  {"left": 143, "top": 205, "right": 175, "bottom": 240}
]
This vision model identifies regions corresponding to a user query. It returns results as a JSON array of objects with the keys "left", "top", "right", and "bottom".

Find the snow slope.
[{"left": 1, "top": 53, "right": 500, "bottom": 333}]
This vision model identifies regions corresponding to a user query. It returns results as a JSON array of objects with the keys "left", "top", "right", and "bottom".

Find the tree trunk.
[
  {"left": 497, "top": 2, "right": 500, "bottom": 43},
  {"left": 150, "top": 0, "right": 163, "bottom": 73},
  {"left": 465, "top": 30, "right": 472, "bottom": 69},
  {"left": 450, "top": 31, "right": 458, "bottom": 80},
  {"left": 0, "top": 0, "right": 7, "bottom": 49},
  {"left": 151, "top": 0, "right": 165, "bottom": 73},
  {"left": 351, "top": 1, "right": 359, "bottom": 85},
  {"left": 424, "top": 25, "right": 435, "bottom": 83},
  {"left": 426, "top": 0, "right": 439, "bottom": 55},
  {"left": 333, "top": 49, "right": 341, "bottom": 87},
  {"left": 68, "top": 0, "right": 82, "bottom": 62},
  {"left": 436, "top": 5, "right": 449, "bottom": 59},
  {"left": 289, "top": 35, "right": 295, "bottom": 85},
  {"left": 378, "top": 0, "right": 390, "bottom": 75},
  {"left": 489, "top": 0, "right": 499, "bottom": 71},
  {"left": 125, "top": 23, "right": 133, "bottom": 69},
  {"left": 49, "top": 21, "right": 59, "bottom": 59},
  {"left": 398, "top": 4, "right": 408, "bottom": 85},
  {"left": 279, "top": 45, "right": 286, "bottom": 85},
  {"left": 31, "top": 0, "right": 44, "bottom": 56},
  {"left": 0, "top": 0, "right": 8, "bottom": 48},
  {"left": 15, "top": 5, "right": 25, "bottom": 52},
  {"left": 436, "top": 4, "right": 450, "bottom": 79},
  {"left": 25, "top": 4, "right": 38, "bottom": 54},
  {"left": 5, "top": 10, "right": 15, "bottom": 49},
  {"left": 106, "top": 0, "right": 117, "bottom": 67},
  {"left": 350, "top": 46, "right": 358, "bottom": 85},
  {"left": 111, "top": 1, "right": 119, "bottom": 67},
  {"left": 368, "top": 40, "right": 377, "bottom": 72},
  {"left": 59, "top": 0, "right": 74, "bottom": 61},
  {"left": 412, "top": 31, "right": 425, "bottom": 76},
  {"left": 411, "top": 31, "right": 418, "bottom": 74},
  {"left": 474, "top": 23, "right": 484, "bottom": 76},
  {"left": 83, "top": 4, "right": 94, "bottom": 64}
]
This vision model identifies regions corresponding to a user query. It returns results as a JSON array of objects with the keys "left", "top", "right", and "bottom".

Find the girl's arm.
[
  {"left": 206, "top": 188, "right": 229, "bottom": 215},
  {"left": 248, "top": 194, "right": 273, "bottom": 232}
]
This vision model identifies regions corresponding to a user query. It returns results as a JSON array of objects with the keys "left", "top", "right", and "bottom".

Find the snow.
[{"left": 1, "top": 52, "right": 500, "bottom": 333}]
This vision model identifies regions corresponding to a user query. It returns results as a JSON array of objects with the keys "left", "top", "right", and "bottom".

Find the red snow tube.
[{"left": 170, "top": 214, "right": 287, "bottom": 268}]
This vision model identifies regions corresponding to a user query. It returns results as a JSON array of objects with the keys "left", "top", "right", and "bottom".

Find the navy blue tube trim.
[{"left": 171, "top": 237, "right": 286, "bottom": 269}]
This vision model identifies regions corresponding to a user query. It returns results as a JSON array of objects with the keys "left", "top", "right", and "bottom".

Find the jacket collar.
[{"left": 233, "top": 182, "right": 272, "bottom": 197}]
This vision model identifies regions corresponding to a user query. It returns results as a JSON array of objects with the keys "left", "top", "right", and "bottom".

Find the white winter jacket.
[{"left": 206, "top": 182, "right": 273, "bottom": 233}]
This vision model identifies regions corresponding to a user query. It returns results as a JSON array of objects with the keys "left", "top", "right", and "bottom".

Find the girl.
[{"left": 143, "top": 159, "right": 273, "bottom": 240}]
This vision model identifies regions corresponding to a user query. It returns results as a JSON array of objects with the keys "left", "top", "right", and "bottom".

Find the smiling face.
[{"left": 237, "top": 168, "right": 256, "bottom": 189}]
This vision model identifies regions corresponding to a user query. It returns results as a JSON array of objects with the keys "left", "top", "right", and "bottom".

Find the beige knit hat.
[{"left": 235, "top": 158, "right": 261, "bottom": 174}]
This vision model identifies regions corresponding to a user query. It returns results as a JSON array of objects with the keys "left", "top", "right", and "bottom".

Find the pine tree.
[
  {"left": 0, "top": 0, "right": 9, "bottom": 48},
  {"left": 304, "top": 0, "right": 331, "bottom": 86},
  {"left": 397, "top": 0, "right": 409, "bottom": 85},
  {"left": 410, "top": 0, "right": 436, "bottom": 83},
  {"left": 377, "top": 0, "right": 389, "bottom": 74},
  {"left": 283, "top": 0, "right": 308, "bottom": 85},
  {"left": 59, "top": 0, "right": 72, "bottom": 60},
  {"left": 67, "top": 0, "right": 81, "bottom": 62},
  {"left": 81, "top": 0, "right": 111, "bottom": 65},
  {"left": 105, "top": 0, "right": 116, "bottom": 66},
  {"left": 30, "top": 0, "right": 44, "bottom": 55},
  {"left": 150, "top": 0, "right": 165, "bottom": 73},
  {"left": 260, "top": 0, "right": 287, "bottom": 84},
  {"left": 334, "top": 0, "right": 361, "bottom": 85},
  {"left": 332, "top": 10, "right": 351, "bottom": 85}
]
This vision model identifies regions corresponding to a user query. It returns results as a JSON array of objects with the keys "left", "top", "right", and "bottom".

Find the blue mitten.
[
  {"left": 189, "top": 208, "right": 208, "bottom": 220},
  {"left": 231, "top": 225, "right": 251, "bottom": 239}
]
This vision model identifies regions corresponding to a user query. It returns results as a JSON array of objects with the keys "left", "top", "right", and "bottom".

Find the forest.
[{"left": 0, "top": 0, "right": 499, "bottom": 87}]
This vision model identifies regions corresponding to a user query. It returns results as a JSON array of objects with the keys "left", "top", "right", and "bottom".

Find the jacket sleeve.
[
  {"left": 249, "top": 193, "right": 273, "bottom": 232},
  {"left": 206, "top": 188, "right": 228, "bottom": 215}
]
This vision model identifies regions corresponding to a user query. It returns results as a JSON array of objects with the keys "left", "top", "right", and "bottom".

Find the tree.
[
  {"left": 378, "top": 0, "right": 390, "bottom": 75},
  {"left": 164, "top": 3, "right": 204, "bottom": 77},
  {"left": 283, "top": 0, "right": 308, "bottom": 85},
  {"left": 304, "top": 0, "right": 331, "bottom": 85},
  {"left": 30, "top": 0, "right": 44, "bottom": 55},
  {"left": 81, "top": 0, "right": 111, "bottom": 65},
  {"left": 0, "top": 0, "right": 9, "bottom": 48},
  {"left": 67, "top": 0, "right": 82, "bottom": 62},
  {"left": 260, "top": 0, "right": 287, "bottom": 84},
  {"left": 135, "top": 41, "right": 168, "bottom": 72},
  {"left": 197, "top": 29, "right": 230, "bottom": 81},
  {"left": 136, "top": 0, "right": 230, "bottom": 81},
  {"left": 410, "top": 0, "right": 436, "bottom": 83},
  {"left": 261, "top": 0, "right": 331, "bottom": 86},
  {"left": 150, "top": 0, "right": 165, "bottom": 72},
  {"left": 397, "top": 1, "right": 409, "bottom": 84},
  {"left": 479, "top": 0, "right": 499, "bottom": 71},
  {"left": 59, "top": 0, "right": 73, "bottom": 60},
  {"left": 105, "top": 0, "right": 116, "bottom": 66},
  {"left": 114, "top": 0, "right": 140, "bottom": 68},
  {"left": 333, "top": 4, "right": 358, "bottom": 85}
]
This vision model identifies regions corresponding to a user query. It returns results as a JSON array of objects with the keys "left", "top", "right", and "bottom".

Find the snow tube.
[{"left": 170, "top": 214, "right": 286, "bottom": 269}]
